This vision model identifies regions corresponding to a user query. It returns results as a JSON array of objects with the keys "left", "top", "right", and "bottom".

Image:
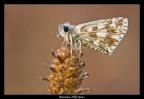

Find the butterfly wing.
[{"left": 75, "top": 17, "right": 128, "bottom": 55}]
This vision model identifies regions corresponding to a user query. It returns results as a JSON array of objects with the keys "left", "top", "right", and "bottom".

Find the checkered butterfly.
[{"left": 56, "top": 17, "right": 128, "bottom": 56}]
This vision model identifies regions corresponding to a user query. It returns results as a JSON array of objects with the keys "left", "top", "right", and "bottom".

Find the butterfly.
[{"left": 56, "top": 17, "right": 128, "bottom": 56}]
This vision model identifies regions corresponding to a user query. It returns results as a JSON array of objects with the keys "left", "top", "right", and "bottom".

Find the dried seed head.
[
  {"left": 46, "top": 47, "right": 90, "bottom": 94},
  {"left": 74, "top": 68, "right": 82, "bottom": 77},
  {"left": 49, "top": 64, "right": 58, "bottom": 72},
  {"left": 82, "top": 72, "right": 89, "bottom": 79},
  {"left": 78, "top": 61, "right": 85, "bottom": 67},
  {"left": 52, "top": 58, "right": 61, "bottom": 66}
]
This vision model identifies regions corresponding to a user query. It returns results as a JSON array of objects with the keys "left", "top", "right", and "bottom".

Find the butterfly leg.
[
  {"left": 69, "top": 35, "right": 73, "bottom": 58},
  {"left": 78, "top": 40, "right": 83, "bottom": 61},
  {"left": 62, "top": 38, "right": 66, "bottom": 48},
  {"left": 55, "top": 32, "right": 60, "bottom": 39},
  {"left": 62, "top": 35, "right": 69, "bottom": 48}
]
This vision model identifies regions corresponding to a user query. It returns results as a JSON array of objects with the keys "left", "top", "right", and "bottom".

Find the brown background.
[{"left": 4, "top": 5, "right": 139, "bottom": 94}]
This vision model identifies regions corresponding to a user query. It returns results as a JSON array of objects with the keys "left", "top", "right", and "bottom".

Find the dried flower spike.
[{"left": 46, "top": 47, "right": 90, "bottom": 94}]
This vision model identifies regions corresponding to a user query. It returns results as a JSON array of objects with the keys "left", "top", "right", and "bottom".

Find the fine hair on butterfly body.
[{"left": 56, "top": 17, "right": 128, "bottom": 56}]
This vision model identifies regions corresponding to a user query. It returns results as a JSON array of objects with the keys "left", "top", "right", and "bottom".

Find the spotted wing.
[{"left": 75, "top": 17, "right": 128, "bottom": 55}]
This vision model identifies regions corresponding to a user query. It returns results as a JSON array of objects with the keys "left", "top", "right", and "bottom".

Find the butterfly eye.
[{"left": 63, "top": 26, "right": 69, "bottom": 32}]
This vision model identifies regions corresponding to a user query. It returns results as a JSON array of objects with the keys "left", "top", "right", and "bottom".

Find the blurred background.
[{"left": 4, "top": 4, "right": 139, "bottom": 95}]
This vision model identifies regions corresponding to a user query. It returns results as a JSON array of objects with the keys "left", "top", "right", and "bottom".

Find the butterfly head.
[
  {"left": 63, "top": 23, "right": 70, "bottom": 32},
  {"left": 58, "top": 22, "right": 75, "bottom": 37}
]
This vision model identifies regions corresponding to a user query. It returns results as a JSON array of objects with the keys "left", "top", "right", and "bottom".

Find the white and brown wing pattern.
[{"left": 75, "top": 17, "right": 128, "bottom": 55}]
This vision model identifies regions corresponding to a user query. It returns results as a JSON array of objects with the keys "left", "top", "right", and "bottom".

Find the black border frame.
[{"left": 1, "top": 0, "right": 142, "bottom": 98}]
